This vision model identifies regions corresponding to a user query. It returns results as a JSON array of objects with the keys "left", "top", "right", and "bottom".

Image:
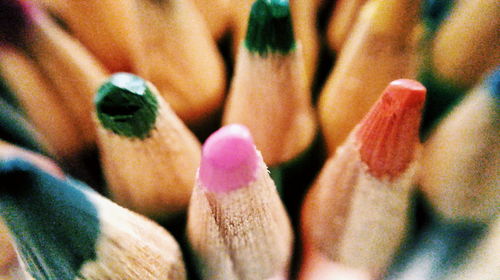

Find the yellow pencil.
[
  {"left": 133, "top": 0, "right": 226, "bottom": 125},
  {"left": 318, "top": 0, "right": 421, "bottom": 155}
]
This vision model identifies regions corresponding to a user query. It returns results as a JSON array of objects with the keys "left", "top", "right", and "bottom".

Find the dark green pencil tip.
[
  {"left": 244, "top": 0, "right": 296, "bottom": 56},
  {"left": 95, "top": 73, "right": 159, "bottom": 139}
]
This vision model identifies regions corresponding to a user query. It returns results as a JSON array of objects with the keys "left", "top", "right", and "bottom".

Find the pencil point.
[
  {"left": 245, "top": 0, "right": 296, "bottom": 56},
  {"left": 0, "top": 0, "right": 35, "bottom": 46},
  {"left": 95, "top": 73, "right": 159, "bottom": 139},
  {"left": 199, "top": 124, "right": 259, "bottom": 193},
  {"left": 357, "top": 79, "right": 426, "bottom": 180}
]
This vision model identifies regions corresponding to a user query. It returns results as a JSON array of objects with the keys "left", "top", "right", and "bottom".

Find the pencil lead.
[
  {"left": 0, "top": 0, "right": 35, "bottom": 47},
  {"left": 0, "top": 158, "right": 100, "bottom": 279},
  {"left": 357, "top": 79, "right": 426, "bottom": 180},
  {"left": 199, "top": 124, "right": 259, "bottom": 193},
  {"left": 245, "top": 0, "right": 296, "bottom": 56},
  {"left": 95, "top": 72, "right": 159, "bottom": 139},
  {"left": 0, "top": 157, "right": 187, "bottom": 279}
]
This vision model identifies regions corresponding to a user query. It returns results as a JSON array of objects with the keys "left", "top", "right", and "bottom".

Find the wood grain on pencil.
[
  {"left": 0, "top": 158, "right": 186, "bottom": 280},
  {"left": 188, "top": 124, "right": 293, "bottom": 280},
  {"left": 302, "top": 80, "right": 425, "bottom": 275},
  {"left": 231, "top": 0, "right": 320, "bottom": 85},
  {"left": 318, "top": 0, "right": 421, "bottom": 155},
  {"left": 419, "top": 69, "right": 500, "bottom": 222},
  {"left": 95, "top": 73, "right": 201, "bottom": 219},
  {"left": 223, "top": 0, "right": 316, "bottom": 167}
]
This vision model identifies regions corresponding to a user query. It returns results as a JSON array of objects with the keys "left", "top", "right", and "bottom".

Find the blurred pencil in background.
[
  {"left": 0, "top": 47, "right": 84, "bottom": 161},
  {"left": 94, "top": 73, "right": 201, "bottom": 219},
  {"left": 192, "top": 0, "right": 231, "bottom": 40},
  {"left": 133, "top": 0, "right": 226, "bottom": 125},
  {"left": 302, "top": 80, "right": 426, "bottom": 277},
  {"left": 419, "top": 68, "right": 500, "bottom": 223},
  {"left": 420, "top": 0, "right": 500, "bottom": 132},
  {"left": 188, "top": 124, "right": 293, "bottom": 279},
  {"left": 325, "top": 0, "right": 368, "bottom": 51},
  {"left": 34, "top": 0, "right": 141, "bottom": 73},
  {"left": 223, "top": 0, "right": 316, "bottom": 169},
  {"left": 318, "top": 0, "right": 422, "bottom": 155},
  {"left": 0, "top": 0, "right": 108, "bottom": 148}
]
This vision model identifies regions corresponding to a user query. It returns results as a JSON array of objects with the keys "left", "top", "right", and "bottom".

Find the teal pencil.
[{"left": 0, "top": 158, "right": 186, "bottom": 279}]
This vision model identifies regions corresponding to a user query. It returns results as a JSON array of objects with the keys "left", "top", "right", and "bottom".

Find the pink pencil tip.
[{"left": 199, "top": 124, "right": 259, "bottom": 193}]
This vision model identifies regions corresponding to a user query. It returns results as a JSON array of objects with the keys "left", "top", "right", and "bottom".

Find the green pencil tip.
[
  {"left": 244, "top": 0, "right": 296, "bottom": 56},
  {"left": 95, "top": 73, "right": 158, "bottom": 139}
]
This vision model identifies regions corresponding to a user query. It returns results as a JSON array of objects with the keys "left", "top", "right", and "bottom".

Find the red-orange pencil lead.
[
  {"left": 301, "top": 79, "right": 426, "bottom": 276},
  {"left": 357, "top": 79, "right": 426, "bottom": 179}
]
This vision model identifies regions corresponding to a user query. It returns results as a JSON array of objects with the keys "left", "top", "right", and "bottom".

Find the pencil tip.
[
  {"left": 245, "top": 0, "right": 295, "bottom": 56},
  {"left": 0, "top": 0, "right": 34, "bottom": 46},
  {"left": 199, "top": 124, "right": 259, "bottom": 193},
  {"left": 95, "top": 73, "right": 159, "bottom": 139},
  {"left": 357, "top": 79, "right": 426, "bottom": 179}
]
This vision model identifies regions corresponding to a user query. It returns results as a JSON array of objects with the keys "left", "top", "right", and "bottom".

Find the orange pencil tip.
[{"left": 357, "top": 79, "right": 426, "bottom": 180}]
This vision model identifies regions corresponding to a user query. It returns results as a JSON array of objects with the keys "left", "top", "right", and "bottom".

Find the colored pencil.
[
  {"left": 231, "top": 0, "right": 320, "bottom": 85},
  {"left": 0, "top": 0, "right": 108, "bottom": 146},
  {"left": 431, "top": 0, "right": 499, "bottom": 89},
  {"left": 187, "top": 124, "right": 293, "bottom": 279},
  {"left": 318, "top": 0, "right": 421, "bottom": 155},
  {"left": 419, "top": 0, "right": 499, "bottom": 131},
  {"left": 0, "top": 46, "right": 84, "bottom": 160},
  {"left": 192, "top": 0, "right": 231, "bottom": 40},
  {"left": 301, "top": 79, "right": 426, "bottom": 276},
  {"left": 419, "top": 68, "right": 500, "bottom": 223},
  {"left": 133, "top": 0, "right": 226, "bottom": 124},
  {"left": 326, "top": 0, "right": 368, "bottom": 51},
  {"left": 384, "top": 221, "right": 487, "bottom": 280},
  {"left": 0, "top": 140, "right": 65, "bottom": 278},
  {"left": 36, "top": 0, "right": 141, "bottom": 72},
  {"left": 94, "top": 73, "right": 201, "bottom": 219},
  {"left": 223, "top": 0, "right": 316, "bottom": 167},
  {"left": 0, "top": 96, "right": 48, "bottom": 155},
  {"left": 445, "top": 217, "right": 500, "bottom": 280},
  {"left": 0, "top": 157, "right": 186, "bottom": 280},
  {"left": 299, "top": 248, "right": 371, "bottom": 280}
]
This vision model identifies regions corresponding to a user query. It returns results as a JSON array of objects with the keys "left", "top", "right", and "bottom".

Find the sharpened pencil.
[
  {"left": 231, "top": 0, "right": 320, "bottom": 85},
  {"left": 223, "top": 0, "right": 316, "bottom": 167},
  {"left": 419, "top": 68, "right": 500, "bottom": 223},
  {"left": 187, "top": 124, "right": 293, "bottom": 280},
  {"left": 302, "top": 79, "right": 426, "bottom": 276},
  {"left": 94, "top": 73, "right": 201, "bottom": 219},
  {"left": 318, "top": 0, "right": 421, "bottom": 155},
  {"left": 0, "top": 157, "right": 186, "bottom": 280}
]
